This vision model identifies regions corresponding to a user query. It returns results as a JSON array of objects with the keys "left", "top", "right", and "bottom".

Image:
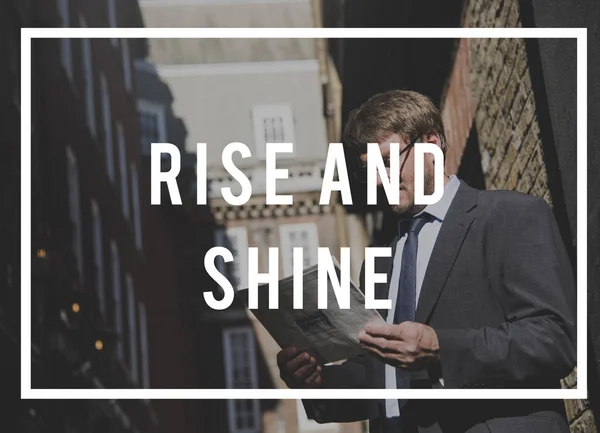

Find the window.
[
  {"left": 122, "top": 39, "right": 132, "bottom": 91},
  {"left": 100, "top": 73, "right": 115, "bottom": 181},
  {"left": 91, "top": 200, "right": 105, "bottom": 316},
  {"left": 126, "top": 274, "right": 138, "bottom": 383},
  {"left": 57, "top": 0, "right": 73, "bottom": 80},
  {"left": 223, "top": 327, "right": 260, "bottom": 433},
  {"left": 108, "top": 0, "right": 117, "bottom": 46},
  {"left": 214, "top": 229, "right": 228, "bottom": 275},
  {"left": 80, "top": 16, "right": 96, "bottom": 138},
  {"left": 279, "top": 223, "right": 319, "bottom": 278},
  {"left": 138, "top": 302, "right": 150, "bottom": 388},
  {"left": 110, "top": 241, "right": 124, "bottom": 360},
  {"left": 117, "top": 122, "right": 130, "bottom": 218},
  {"left": 66, "top": 146, "right": 83, "bottom": 279},
  {"left": 226, "top": 227, "right": 248, "bottom": 291},
  {"left": 251, "top": 104, "right": 295, "bottom": 160},
  {"left": 137, "top": 100, "right": 166, "bottom": 155},
  {"left": 130, "top": 163, "right": 142, "bottom": 250}
]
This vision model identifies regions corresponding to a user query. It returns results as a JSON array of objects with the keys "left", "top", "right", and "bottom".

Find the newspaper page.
[{"left": 236, "top": 257, "right": 386, "bottom": 365}]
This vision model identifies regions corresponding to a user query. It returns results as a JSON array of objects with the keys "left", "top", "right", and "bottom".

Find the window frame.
[
  {"left": 130, "top": 163, "right": 143, "bottom": 250},
  {"left": 223, "top": 326, "right": 260, "bottom": 433},
  {"left": 137, "top": 99, "right": 167, "bottom": 155},
  {"left": 91, "top": 199, "right": 105, "bottom": 316},
  {"left": 279, "top": 222, "right": 319, "bottom": 277},
  {"left": 100, "top": 73, "right": 115, "bottom": 181},
  {"left": 225, "top": 226, "right": 249, "bottom": 291},
  {"left": 107, "top": 0, "right": 118, "bottom": 47},
  {"left": 57, "top": 0, "right": 73, "bottom": 80},
  {"left": 80, "top": 16, "right": 96, "bottom": 138},
  {"left": 126, "top": 274, "right": 138, "bottom": 383},
  {"left": 121, "top": 38, "right": 132, "bottom": 92},
  {"left": 66, "top": 146, "right": 84, "bottom": 280},
  {"left": 138, "top": 302, "right": 150, "bottom": 388},
  {"left": 251, "top": 103, "right": 296, "bottom": 160},
  {"left": 110, "top": 240, "right": 124, "bottom": 360},
  {"left": 117, "top": 122, "right": 130, "bottom": 219}
]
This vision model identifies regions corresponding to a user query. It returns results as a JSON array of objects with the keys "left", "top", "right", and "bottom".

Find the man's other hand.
[
  {"left": 277, "top": 347, "right": 323, "bottom": 389},
  {"left": 358, "top": 321, "right": 440, "bottom": 370}
]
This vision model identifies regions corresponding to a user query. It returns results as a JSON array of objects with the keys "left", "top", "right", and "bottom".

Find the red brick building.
[
  {"left": 14, "top": 1, "right": 226, "bottom": 432},
  {"left": 0, "top": 0, "right": 26, "bottom": 422},
  {"left": 24, "top": 0, "right": 158, "bottom": 430}
]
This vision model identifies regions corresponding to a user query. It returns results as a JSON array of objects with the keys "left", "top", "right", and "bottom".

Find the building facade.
[
  {"left": 134, "top": 44, "right": 221, "bottom": 433},
  {"left": 137, "top": 1, "right": 366, "bottom": 433},
  {"left": 1, "top": 0, "right": 27, "bottom": 426},
  {"left": 24, "top": 0, "right": 157, "bottom": 431}
]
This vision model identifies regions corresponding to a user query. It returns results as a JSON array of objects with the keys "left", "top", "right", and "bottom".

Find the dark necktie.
[
  {"left": 384, "top": 215, "right": 430, "bottom": 433},
  {"left": 394, "top": 214, "right": 430, "bottom": 390}
]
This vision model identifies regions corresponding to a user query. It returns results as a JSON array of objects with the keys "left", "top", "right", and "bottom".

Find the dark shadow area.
[
  {"left": 519, "top": 33, "right": 577, "bottom": 272},
  {"left": 520, "top": 1, "right": 600, "bottom": 421},
  {"left": 457, "top": 123, "right": 487, "bottom": 191}
]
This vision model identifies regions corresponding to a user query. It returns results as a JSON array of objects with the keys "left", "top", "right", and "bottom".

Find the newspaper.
[{"left": 236, "top": 257, "right": 386, "bottom": 365}]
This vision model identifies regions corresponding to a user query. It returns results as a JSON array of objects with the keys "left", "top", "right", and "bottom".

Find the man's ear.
[{"left": 425, "top": 133, "right": 442, "bottom": 149}]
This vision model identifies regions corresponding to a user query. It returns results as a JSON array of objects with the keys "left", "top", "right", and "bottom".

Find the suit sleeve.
[
  {"left": 435, "top": 196, "right": 577, "bottom": 388},
  {"left": 301, "top": 355, "right": 379, "bottom": 423},
  {"left": 301, "top": 261, "right": 380, "bottom": 423}
]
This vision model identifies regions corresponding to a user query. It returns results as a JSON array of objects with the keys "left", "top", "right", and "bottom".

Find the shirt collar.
[{"left": 415, "top": 174, "right": 460, "bottom": 222}]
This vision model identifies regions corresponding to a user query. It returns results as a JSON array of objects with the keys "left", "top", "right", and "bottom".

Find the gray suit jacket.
[{"left": 302, "top": 181, "right": 577, "bottom": 433}]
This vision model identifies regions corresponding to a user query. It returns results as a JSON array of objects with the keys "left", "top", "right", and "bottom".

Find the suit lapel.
[{"left": 415, "top": 182, "right": 478, "bottom": 324}]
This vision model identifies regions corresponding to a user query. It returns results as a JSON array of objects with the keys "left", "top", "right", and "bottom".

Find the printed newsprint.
[{"left": 236, "top": 257, "right": 386, "bottom": 365}]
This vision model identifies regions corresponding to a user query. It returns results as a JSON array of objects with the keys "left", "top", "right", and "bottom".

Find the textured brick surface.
[{"left": 445, "top": 0, "right": 597, "bottom": 431}]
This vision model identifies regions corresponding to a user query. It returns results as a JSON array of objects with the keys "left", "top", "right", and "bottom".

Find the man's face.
[{"left": 359, "top": 133, "right": 439, "bottom": 216}]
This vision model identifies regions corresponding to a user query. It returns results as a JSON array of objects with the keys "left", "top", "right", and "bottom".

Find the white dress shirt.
[{"left": 384, "top": 175, "right": 460, "bottom": 417}]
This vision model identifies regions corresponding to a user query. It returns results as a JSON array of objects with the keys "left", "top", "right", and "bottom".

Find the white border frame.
[{"left": 21, "top": 27, "right": 587, "bottom": 400}]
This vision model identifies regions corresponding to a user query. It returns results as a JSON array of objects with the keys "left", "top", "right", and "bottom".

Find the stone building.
[
  {"left": 137, "top": 1, "right": 367, "bottom": 433},
  {"left": 20, "top": 0, "right": 159, "bottom": 431},
  {"left": 0, "top": 0, "right": 27, "bottom": 425},
  {"left": 11, "top": 0, "right": 219, "bottom": 432}
]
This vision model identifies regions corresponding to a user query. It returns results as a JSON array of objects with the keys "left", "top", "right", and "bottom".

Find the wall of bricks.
[
  {"left": 441, "top": 37, "right": 476, "bottom": 176},
  {"left": 441, "top": 0, "right": 596, "bottom": 431},
  {"left": 464, "top": 0, "right": 552, "bottom": 201}
]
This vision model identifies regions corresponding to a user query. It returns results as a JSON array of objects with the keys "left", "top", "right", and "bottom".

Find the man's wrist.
[{"left": 423, "top": 324, "right": 440, "bottom": 361}]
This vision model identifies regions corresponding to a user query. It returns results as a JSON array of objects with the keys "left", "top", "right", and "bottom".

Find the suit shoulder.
[{"left": 476, "top": 188, "right": 550, "bottom": 213}]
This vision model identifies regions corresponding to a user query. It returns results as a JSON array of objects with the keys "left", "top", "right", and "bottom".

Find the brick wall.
[
  {"left": 465, "top": 2, "right": 552, "bottom": 200},
  {"left": 441, "top": 37, "right": 475, "bottom": 175},
  {"left": 440, "top": 0, "right": 595, "bottom": 431}
]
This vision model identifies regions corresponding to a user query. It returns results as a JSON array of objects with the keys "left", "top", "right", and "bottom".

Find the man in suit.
[{"left": 276, "top": 90, "right": 577, "bottom": 432}]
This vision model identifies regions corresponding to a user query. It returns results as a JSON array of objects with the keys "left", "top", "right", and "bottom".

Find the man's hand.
[
  {"left": 277, "top": 347, "right": 323, "bottom": 389},
  {"left": 358, "top": 321, "right": 440, "bottom": 370}
]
